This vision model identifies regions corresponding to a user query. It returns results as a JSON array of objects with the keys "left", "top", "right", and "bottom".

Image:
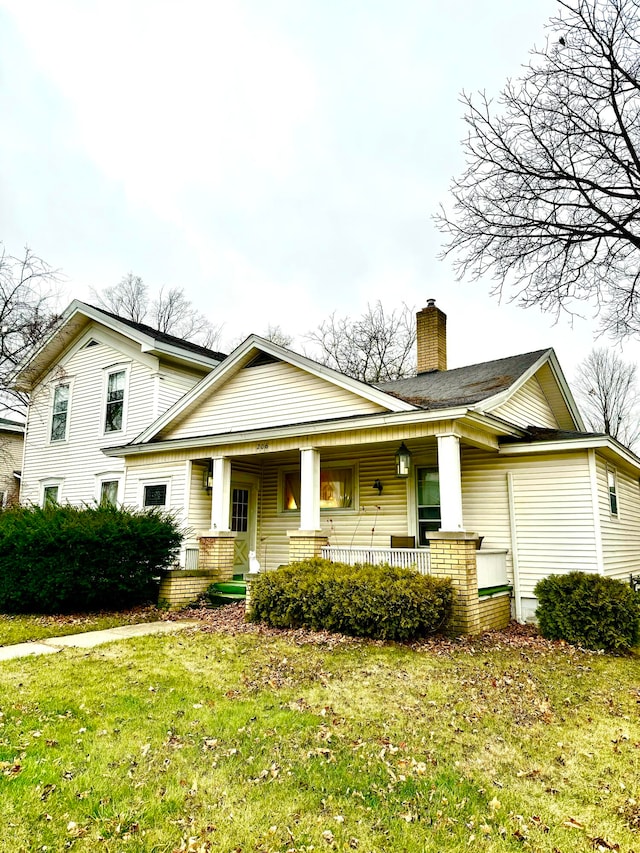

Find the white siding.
[
  {"left": 0, "top": 431, "right": 23, "bottom": 502},
  {"left": 162, "top": 361, "right": 387, "bottom": 440},
  {"left": 20, "top": 325, "right": 205, "bottom": 507},
  {"left": 492, "top": 375, "right": 558, "bottom": 428},
  {"left": 596, "top": 454, "right": 640, "bottom": 580},
  {"left": 156, "top": 365, "right": 207, "bottom": 419},
  {"left": 461, "top": 447, "right": 599, "bottom": 604},
  {"left": 257, "top": 445, "right": 412, "bottom": 571}
]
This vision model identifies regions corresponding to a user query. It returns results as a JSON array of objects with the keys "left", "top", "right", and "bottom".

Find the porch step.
[{"left": 209, "top": 579, "right": 247, "bottom": 603}]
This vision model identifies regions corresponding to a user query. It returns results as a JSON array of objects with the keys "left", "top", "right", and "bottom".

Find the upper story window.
[
  {"left": 105, "top": 369, "right": 126, "bottom": 433},
  {"left": 607, "top": 467, "right": 618, "bottom": 516},
  {"left": 50, "top": 383, "right": 70, "bottom": 442}
]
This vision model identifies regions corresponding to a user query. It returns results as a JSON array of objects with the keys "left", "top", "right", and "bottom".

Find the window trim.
[
  {"left": 279, "top": 462, "right": 358, "bottom": 513},
  {"left": 95, "top": 473, "right": 122, "bottom": 506},
  {"left": 416, "top": 465, "right": 441, "bottom": 546},
  {"left": 607, "top": 465, "right": 619, "bottom": 517},
  {"left": 50, "top": 381, "right": 72, "bottom": 443},
  {"left": 102, "top": 364, "right": 130, "bottom": 436},
  {"left": 140, "top": 479, "right": 171, "bottom": 510},
  {"left": 41, "top": 478, "right": 64, "bottom": 507}
]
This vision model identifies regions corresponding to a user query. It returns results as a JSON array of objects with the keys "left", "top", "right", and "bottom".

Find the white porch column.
[
  {"left": 299, "top": 447, "right": 321, "bottom": 531},
  {"left": 437, "top": 434, "right": 464, "bottom": 531},
  {"left": 210, "top": 456, "right": 232, "bottom": 532}
]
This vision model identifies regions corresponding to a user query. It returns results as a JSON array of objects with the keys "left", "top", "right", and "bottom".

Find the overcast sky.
[{"left": 2, "top": 0, "right": 639, "bottom": 380}]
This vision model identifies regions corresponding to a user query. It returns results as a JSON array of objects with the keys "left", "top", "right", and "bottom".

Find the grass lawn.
[
  {"left": 0, "top": 620, "right": 638, "bottom": 853},
  {"left": 0, "top": 607, "right": 165, "bottom": 647}
]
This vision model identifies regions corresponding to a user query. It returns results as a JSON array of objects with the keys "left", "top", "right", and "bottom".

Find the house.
[
  {"left": 13, "top": 300, "right": 226, "bottom": 508},
  {"left": 0, "top": 417, "right": 24, "bottom": 506},
  {"left": 100, "top": 300, "right": 640, "bottom": 630}
]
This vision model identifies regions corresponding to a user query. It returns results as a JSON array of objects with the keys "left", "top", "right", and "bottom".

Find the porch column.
[
  {"left": 210, "top": 456, "right": 231, "bottom": 532},
  {"left": 299, "top": 447, "right": 320, "bottom": 531},
  {"left": 288, "top": 446, "right": 327, "bottom": 562},
  {"left": 437, "top": 434, "right": 464, "bottom": 531},
  {"left": 199, "top": 456, "right": 235, "bottom": 582}
]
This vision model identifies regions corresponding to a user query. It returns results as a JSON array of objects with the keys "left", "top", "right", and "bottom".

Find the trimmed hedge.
[
  {"left": 246, "top": 558, "right": 452, "bottom": 641},
  {"left": 535, "top": 571, "right": 640, "bottom": 653},
  {"left": 0, "top": 504, "right": 183, "bottom": 613}
]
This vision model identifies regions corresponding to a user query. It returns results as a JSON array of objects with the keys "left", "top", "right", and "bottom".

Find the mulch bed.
[{"left": 163, "top": 602, "right": 591, "bottom": 655}]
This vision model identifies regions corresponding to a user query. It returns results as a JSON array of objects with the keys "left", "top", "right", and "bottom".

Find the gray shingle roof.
[
  {"left": 376, "top": 349, "right": 550, "bottom": 409},
  {"left": 77, "top": 302, "right": 228, "bottom": 362}
]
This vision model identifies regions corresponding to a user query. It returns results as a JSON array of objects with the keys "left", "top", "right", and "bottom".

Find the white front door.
[{"left": 230, "top": 477, "right": 258, "bottom": 575}]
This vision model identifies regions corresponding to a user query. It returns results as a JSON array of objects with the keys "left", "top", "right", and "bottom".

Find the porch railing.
[{"left": 320, "top": 546, "right": 431, "bottom": 575}]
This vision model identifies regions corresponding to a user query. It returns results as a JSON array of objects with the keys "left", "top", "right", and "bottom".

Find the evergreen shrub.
[
  {"left": 0, "top": 504, "right": 183, "bottom": 612},
  {"left": 247, "top": 557, "right": 452, "bottom": 641},
  {"left": 535, "top": 571, "right": 640, "bottom": 652}
]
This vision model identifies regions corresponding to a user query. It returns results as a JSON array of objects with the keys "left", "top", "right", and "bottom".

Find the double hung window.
[
  {"left": 51, "top": 384, "right": 70, "bottom": 442},
  {"left": 105, "top": 370, "right": 126, "bottom": 432}
]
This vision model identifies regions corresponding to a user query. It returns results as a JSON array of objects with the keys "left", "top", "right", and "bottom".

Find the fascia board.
[
  {"left": 499, "top": 435, "right": 640, "bottom": 471},
  {"left": 105, "top": 406, "right": 518, "bottom": 458},
  {"left": 138, "top": 339, "right": 222, "bottom": 369},
  {"left": 0, "top": 422, "right": 25, "bottom": 435},
  {"left": 133, "top": 334, "right": 416, "bottom": 445},
  {"left": 479, "top": 348, "right": 585, "bottom": 430}
]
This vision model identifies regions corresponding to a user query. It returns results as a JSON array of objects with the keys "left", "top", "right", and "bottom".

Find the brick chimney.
[{"left": 416, "top": 299, "right": 446, "bottom": 373}]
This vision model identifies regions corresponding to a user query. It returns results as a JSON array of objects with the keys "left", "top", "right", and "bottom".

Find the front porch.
[{"left": 158, "top": 434, "right": 513, "bottom": 631}]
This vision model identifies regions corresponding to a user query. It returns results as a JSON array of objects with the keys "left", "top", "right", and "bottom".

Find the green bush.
[
  {"left": 535, "top": 571, "right": 640, "bottom": 653},
  {"left": 246, "top": 558, "right": 452, "bottom": 641},
  {"left": 0, "top": 504, "right": 183, "bottom": 613}
]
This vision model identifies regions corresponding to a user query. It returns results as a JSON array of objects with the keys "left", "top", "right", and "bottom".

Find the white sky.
[{"left": 1, "top": 0, "right": 639, "bottom": 381}]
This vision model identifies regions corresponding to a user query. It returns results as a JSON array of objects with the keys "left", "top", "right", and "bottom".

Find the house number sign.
[{"left": 256, "top": 443, "right": 269, "bottom": 451}]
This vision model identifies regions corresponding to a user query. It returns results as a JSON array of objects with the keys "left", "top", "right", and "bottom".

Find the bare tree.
[
  {"left": 306, "top": 302, "right": 416, "bottom": 383},
  {"left": 95, "top": 273, "right": 148, "bottom": 324},
  {"left": 92, "top": 275, "right": 222, "bottom": 350},
  {"left": 0, "top": 245, "right": 61, "bottom": 415},
  {"left": 263, "top": 324, "right": 293, "bottom": 348},
  {"left": 573, "top": 347, "right": 640, "bottom": 449},
  {"left": 436, "top": 0, "right": 640, "bottom": 339}
]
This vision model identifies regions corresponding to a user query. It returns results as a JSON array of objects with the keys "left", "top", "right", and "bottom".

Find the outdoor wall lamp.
[
  {"left": 203, "top": 463, "right": 213, "bottom": 492},
  {"left": 395, "top": 442, "right": 411, "bottom": 478},
  {"left": 373, "top": 479, "right": 383, "bottom": 495}
]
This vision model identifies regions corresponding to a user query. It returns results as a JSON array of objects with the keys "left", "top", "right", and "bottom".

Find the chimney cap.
[{"left": 426, "top": 298, "right": 436, "bottom": 308}]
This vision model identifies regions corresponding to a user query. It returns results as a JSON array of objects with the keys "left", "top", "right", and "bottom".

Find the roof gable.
[
  {"left": 13, "top": 300, "right": 226, "bottom": 392},
  {"left": 136, "top": 335, "right": 416, "bottom": 444}
]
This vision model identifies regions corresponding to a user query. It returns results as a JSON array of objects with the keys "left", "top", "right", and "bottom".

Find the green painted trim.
[{"left": 478, "top": 585, "right": 512, "bottom": 598}]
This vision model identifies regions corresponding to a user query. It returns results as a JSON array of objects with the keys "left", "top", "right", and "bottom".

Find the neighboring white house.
[
  {"left": 0, "top": 417, "right": 24, "bottom": 506},
  {"left": 13, "top": 301, "right": 226, "bottom": 508},
  {"left": 99, "top": 300, "right": 640, "bottom": 622}
]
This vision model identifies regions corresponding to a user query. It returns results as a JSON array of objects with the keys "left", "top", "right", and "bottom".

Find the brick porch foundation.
[{"left": 428, "top": 532, "right": 481, "bottom": 636}]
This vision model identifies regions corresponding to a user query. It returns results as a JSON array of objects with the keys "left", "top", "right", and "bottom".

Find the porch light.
[
  {"left": 373, "top": 479, "right": 383, "bottom": 495},
  {"left": 395, "top": 442, "right": 411, "bottom": 478},
  {"left": 203, "top": 464, "right": 213, "bottom": 492}
]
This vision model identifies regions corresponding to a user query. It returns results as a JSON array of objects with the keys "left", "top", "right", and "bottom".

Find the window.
[
  {"left": 100, "top": 480, "right": 119, "bottom": 506},
  {"left": 231, "top": 487, "right": 249, "bottom": 532},
  {"left": 608, "top": 467, "right": 618, "bottom": 516},
  {"left": 416, "top": 467, "right": 441, "bottom": 545},
  {"left": 43, "top": 485, "right": 59, "bottom": 506},
  {"left": 143, "top": 483, "right": 167, "bottom": 508},
  {"left": 50, "top": 384, "right": 70, "bottom": 441},
  {"left": 283, "top": 467, "right": 354, "bottom": 511},
  {"left": 105, "top": 369, "right": 126, "bottom": 432}
]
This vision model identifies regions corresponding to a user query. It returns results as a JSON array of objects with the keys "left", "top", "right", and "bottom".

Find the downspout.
[{"left": 507, "top": 472, "right": 523, "bottom": 623}]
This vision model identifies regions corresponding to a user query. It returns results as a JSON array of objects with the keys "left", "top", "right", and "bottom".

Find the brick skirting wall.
[
  {"left": 478, "top": 591, "right": 512, "bottom": 631},
  {"left": 158, "top": 569, "right": 218, "bottom": 610}
]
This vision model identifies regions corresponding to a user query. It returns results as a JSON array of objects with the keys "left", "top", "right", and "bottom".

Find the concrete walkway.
[{"left": 0, "top": 621, "right": 198, "bottom": 661}]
